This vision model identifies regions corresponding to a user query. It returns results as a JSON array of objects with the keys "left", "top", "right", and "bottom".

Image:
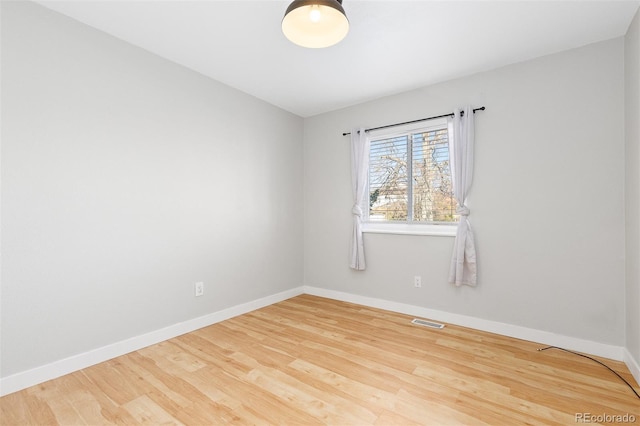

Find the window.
[{"left": 365, "top": 120, "right": 458, "bottom": 236}]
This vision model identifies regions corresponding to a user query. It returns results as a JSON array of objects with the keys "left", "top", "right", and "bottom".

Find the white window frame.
[{"left": 362, "top": 118, "right": 457, "bottom": 237}]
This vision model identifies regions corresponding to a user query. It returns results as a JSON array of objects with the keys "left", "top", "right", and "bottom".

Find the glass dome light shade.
[{"left": 282, "top": 0, "right": 349, "bottom": 48}]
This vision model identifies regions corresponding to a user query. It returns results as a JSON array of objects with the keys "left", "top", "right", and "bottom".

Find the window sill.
[{"left": 362, "top": 222, "right": 457, "bottom": 237}]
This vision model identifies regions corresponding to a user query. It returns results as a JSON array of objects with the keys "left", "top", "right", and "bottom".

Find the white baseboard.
[
  {"left": 303, "top": 286, "right": 625, "bottom": 361},
  {"left": 0, "top": 287, "right": 305, "bottom": 397},
  {"left": 623, "top": 348, "right": 640, "bottom": 387},
  {"left": 1, "top": 285, "right": 633, "bottom": 397}
]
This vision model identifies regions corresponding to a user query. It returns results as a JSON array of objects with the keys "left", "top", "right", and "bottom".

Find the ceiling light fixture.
[{"left": 282, "top": 0, "right": 349, "bottom": 48}]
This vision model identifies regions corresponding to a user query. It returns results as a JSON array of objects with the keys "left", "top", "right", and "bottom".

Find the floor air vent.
[{"left": 411, "top": 318, "right": 445, "bottom": 329}]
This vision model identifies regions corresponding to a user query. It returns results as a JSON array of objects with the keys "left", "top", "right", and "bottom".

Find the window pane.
[
  {"left": 412, "top": 129, "right": 457, "bottom": 222},
  {"left": 369, "top": 135, "right": 408, "bottom": 221}
]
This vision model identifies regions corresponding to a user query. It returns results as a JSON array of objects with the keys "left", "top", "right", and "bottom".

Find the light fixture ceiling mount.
[{"left": 282, "top": 0, "right": 349, "bottom": 49}]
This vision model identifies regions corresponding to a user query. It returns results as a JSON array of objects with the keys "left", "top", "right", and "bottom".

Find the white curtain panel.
[
  {"left": 448, "top": 107, "right": 477, "bottom": 286},
  {"left": 350, "top": 128, "right": 369, "bottom": 270}
]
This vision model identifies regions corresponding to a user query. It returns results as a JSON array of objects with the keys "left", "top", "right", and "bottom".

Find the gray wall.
[
  {"left": 303, "top": 38, "right": 626, "bottom": 346},
  {"left": 1, "top": 1, "right": 304, "bottom": 377},
  {"left": 625, "top": 8, "right": 640, "bottom": 366}
]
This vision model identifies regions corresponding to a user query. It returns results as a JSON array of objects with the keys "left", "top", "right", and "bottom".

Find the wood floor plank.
[
  {"left": 122, "top": 395, "right": 183, "bottom": 425},
  {"left": 286, "top": 358, "right": 397, "bottom": 413},
  {"left": 0, "top": 390, "right": 58, "bottom": 425},
  {"left": 186, "top": 365, "right": 323, "bottom": 425},
  {"left": 57, "top": 371, "right": 137, "bottom": 425},
  {"left": 1, "top": 294, "right": 639, "bottom": 425}
]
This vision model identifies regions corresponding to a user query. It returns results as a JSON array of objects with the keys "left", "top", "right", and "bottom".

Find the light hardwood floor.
[{"left": 1, "top": 294, "right": 639, "bottom": 425}]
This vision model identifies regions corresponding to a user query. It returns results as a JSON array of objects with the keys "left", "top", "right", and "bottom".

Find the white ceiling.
[{"left": 36, "top": 0, "right": 640, "bottom": 117}]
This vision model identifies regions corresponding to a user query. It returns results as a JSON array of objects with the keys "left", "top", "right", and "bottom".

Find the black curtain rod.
[{"left": 342, "top": 106, "right": 485, "bottom": 136}]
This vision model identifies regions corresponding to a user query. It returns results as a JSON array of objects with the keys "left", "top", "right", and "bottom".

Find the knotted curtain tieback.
[{"left": 456, "top": 205, "right": 470, "bottom": 216}]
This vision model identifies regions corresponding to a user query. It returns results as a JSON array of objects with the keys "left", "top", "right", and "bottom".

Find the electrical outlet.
[
  {"left": 195, "top": 281, "right": 204, "bottom": 297},
  {"left": 414, "top": 276, "right": 422, "bottom": 288}
]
